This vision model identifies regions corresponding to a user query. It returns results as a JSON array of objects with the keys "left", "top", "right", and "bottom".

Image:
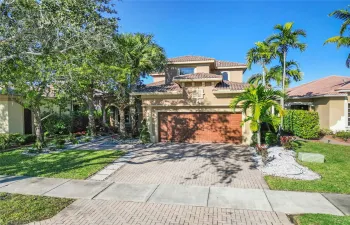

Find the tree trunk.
[
  {"left": 32, "top": 107, "right": 44, "bottom": 147},
  {"left": 280, "top": 51, "right": 287, "bottom": 130},
  {"left": 100, "top": 99, "right": 107, "bottom": 132},
  {"left": 257, "top": 125, "right": 261, "bottom": 146},
  {"left": 262, "top": 62, "right": 266, "bottom": 87},
  {"left": 87, "top": 100, "right": 96, "bottom": 136},
  {"left": 129, "top": 96, "right": 137, "bottom": 137},
  {"left": 109, "top": 106, "right": 115, "bottom": 127},
  {"left": 118, "top": 107, "right": 126, "bottom": 137}
]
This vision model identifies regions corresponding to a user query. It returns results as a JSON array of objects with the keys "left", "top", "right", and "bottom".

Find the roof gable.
[{"left": 288, "top": 75, "right": 350, "bottom": 98}]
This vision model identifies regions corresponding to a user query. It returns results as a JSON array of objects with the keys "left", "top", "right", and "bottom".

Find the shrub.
[
  {"left": 265, "top": 132, "right": 278, "bottom": 146},
  {"left": 319, "top": 128, "right": 333, "bottom": 137},
  {"left": 52, "top": 138, "right": 66, "bottom": 146},
  {"left": 280, "top": 136, "right": 296, "bottom": 150},
  {"left": 42, "top": 112, "right": 72, "bottom": 136},
  {"left": 24, "top": 134, "right": 36, "bottom": 144},
  {"left": 334, "top": 131, "right": 350, "bottom": 141},
  {"left": 283, "top": 110, "right": 320, "bottom": 139},
  {"left": 139, "top": 119, "right": 151, "bottom": 144}
]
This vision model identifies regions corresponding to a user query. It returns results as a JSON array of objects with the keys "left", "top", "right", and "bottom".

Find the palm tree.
[
  {"left": 267, "top": 22, "right": 306, "bottom": 109},
  {"left": 246, "top": 41, "right": 276, "bottom": 87},
  {"left": 112, "top": 33, "right": 166, "bottom": 136},
  {"left": 324, "top": 6, "right": 350, "bottom": 68},
  {"left": 230, "top": 84, "right": 284, "bottom": 146},
  {"left": 247, "top": 60, "right": 303, "bottom": 88}
]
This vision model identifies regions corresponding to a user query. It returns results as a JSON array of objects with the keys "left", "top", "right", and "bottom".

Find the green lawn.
[
  {"left": 265, "top": 141, "right": 350, "bottom": 194},
  {"left": 292, "top": 214, "right": 350, "bottom": 225},
  {"left": 0, "top": 192, "right": 74, "bottom": 225},
  {"left": 0, "top": 149, "right": 124, "bottom": 179}
]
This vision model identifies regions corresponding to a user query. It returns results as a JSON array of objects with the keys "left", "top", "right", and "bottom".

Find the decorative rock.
[{"left": 298, "top": 152, "right": 325, "bottom": 163}]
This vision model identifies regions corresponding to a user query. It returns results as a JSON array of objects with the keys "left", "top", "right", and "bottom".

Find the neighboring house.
[
  {"left": 286, "top": 75, "right": 350, "bottom": 132},
  {"left": 0, "top": 93, "right": 71, "bottom": 135},
  {"left": 133, "top": 55, "right": 252, "bottom": 144}
]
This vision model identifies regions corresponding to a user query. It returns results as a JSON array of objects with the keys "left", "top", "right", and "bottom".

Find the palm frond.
[
  {"left": 346, "top": 53, "right": 350, "bottom": 68},
  {"left": 329, "top": 9, "right": 350, "bottom": 21}
]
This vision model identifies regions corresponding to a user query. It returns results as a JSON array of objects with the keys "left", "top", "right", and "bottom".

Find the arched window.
[{"left": 221, "top": 72, "right": 228, "bottom": 80}]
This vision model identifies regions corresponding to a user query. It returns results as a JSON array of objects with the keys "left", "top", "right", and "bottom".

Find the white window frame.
[{"left": 178, "top": 67, "right": 195, "bottom": 75}]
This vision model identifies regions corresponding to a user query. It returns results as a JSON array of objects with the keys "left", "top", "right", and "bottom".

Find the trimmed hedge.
[{"left": 283, "top": 110, "right": 320, "bottom": 139}]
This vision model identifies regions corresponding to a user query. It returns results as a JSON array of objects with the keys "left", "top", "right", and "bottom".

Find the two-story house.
[{"left": 133, "top": 55, "right": 252, "bottom": 144}]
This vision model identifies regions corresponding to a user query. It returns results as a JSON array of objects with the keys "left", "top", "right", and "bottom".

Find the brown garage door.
[{"left": 159, "top": 112, "right": 242, "bottom": 144}]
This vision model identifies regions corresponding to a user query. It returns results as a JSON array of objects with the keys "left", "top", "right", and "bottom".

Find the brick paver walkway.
[
  {"left": 108, "top": 143, "right": 268, "bottom": 189},
  {"left": 28, "top": 200, "right": 293, "bottom": 225}
]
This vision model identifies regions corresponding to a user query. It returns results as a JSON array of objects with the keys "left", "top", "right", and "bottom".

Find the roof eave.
[
  {"left": 131, "top": 91, "right": 182, "bottom": 96},
  {"left": 212, "top": 90, "right": 244, "bottom": 94},
  {"left": 215, "top": 66, "right": 247, "bottom": 69},
  {"left": 174, "top": 78, "right": 222, "bottom": 83},
  {"left": 288, "top": 94, "right": 348, "bottom": 99},
  {"left": 168, "top": 60, "right": 215, "bottom": 65}
]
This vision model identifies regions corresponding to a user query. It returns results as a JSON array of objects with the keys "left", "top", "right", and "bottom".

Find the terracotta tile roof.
[
  {"left": 168, "top": 55, "right": 245, "bottom": 68},
  {"left": 134, "top": 80, "right": 182, "bottom": 93},
  {"left": 168, "top": 55, "right": 214, "bottom": 63},
  {"left": 215, "top": 60, "right": 247, "bottom": 68},
  {"left": 336, "top": 81, "right": 350, "bottom": 90},
  {"left": 173, "top": 73, "right": 222, "bottom": 80},
  {"left": 287, "top": 75, "right": 350, "bottom": 98},
  {"left": 213, "top": 80, "right": 249, "bottom": 91}
]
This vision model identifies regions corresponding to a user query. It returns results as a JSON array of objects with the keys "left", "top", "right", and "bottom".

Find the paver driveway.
[{"left": 108, "top": 143, "right": 268, "bottom": 189}]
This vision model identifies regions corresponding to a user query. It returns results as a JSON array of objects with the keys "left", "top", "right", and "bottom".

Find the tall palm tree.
[
  {"left": 230, "top": 84, "right": 284, "bottom": 146},
  {"left": 247, "top": 60, "right": 303, "bottom": 88},
  {"left": 324, "top": 6, "right": 350, "bottom": 68},
  {"left": 112, "top": 33, "right": 166, "bottom": 136},
  {"left": 267, "top": 22, "right": 306, "bottom": 110},
  {"left": 246, "top": 41, "right": 276, "bottom": 87}
]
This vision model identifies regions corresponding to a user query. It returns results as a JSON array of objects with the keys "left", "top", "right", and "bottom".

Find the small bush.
[
  {"left": 53, "top": 138, "right": 66, "bottom": 146},
  {"left": 139, "top": 120, "right": 151, "bottom": 144},
  {"left": 280, "top": 136, "right": 296, "bottom": 150},
  {"left": 265, "top": 132, "right": 278, "bottom": 146},
  {"left": 42, "top": 112, "right": 72, "bottom": 136},
  {"left": 319, "top": 128, "right": 333, "bottom": 137},
  {"left": 251, "top": 132, "right": 258, "bottom": 146},
  {"left": 283, "top": 110, "right": 320, "bottom": 139},
  {"left": 334, "top": 131, "right": 350, "bottom": 141},
  {"left": 24, "top": 134, "right": 36, "bottom": 144}
]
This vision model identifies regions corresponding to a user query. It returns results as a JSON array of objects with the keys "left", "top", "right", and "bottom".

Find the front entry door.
[{"left": 24, "top": 108, "right": 32, "bottom": 134}]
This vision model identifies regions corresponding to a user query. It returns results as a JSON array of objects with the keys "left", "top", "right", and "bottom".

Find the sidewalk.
[{"left": 1, "top": 175, "right": 349, "bottom": 216}]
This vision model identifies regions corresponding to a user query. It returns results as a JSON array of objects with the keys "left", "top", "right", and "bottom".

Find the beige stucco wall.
[
  {"left": 8, "top": 100, "right": 24, "bottom": 134},
  {"left": 141, "top": 85, "right": 252, "bottom": 144},
  {"left": 0, "top": 95, "right": 9, "bottom": 133},
  {"left": 287, "top": 96, "right": 347, "bottom": 131},
  {"left": 153, "top": 63, "right": 245, "bottom": 84}
]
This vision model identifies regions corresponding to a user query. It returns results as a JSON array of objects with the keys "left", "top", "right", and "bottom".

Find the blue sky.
[{"left": 115, "top": 0, "right": 349, "bottom": 86}]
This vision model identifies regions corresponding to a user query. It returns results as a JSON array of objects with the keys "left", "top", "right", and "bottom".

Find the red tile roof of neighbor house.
[
  {"left": 287, "top": 75, "right": 350, "bottom": 98},
  {"left": 173, "top": 73, "right": 222, "bottom": 80},
  {"left": 167, "top": 55, "right": 246, "bottom": 68}
]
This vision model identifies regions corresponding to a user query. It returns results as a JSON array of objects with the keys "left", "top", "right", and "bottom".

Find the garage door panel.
[{"left": 159, "top": 113, "right": 242, "bottom": 144}]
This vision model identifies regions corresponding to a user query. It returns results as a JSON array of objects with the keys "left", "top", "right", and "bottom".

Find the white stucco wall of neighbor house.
[
  {"left": 8, "top": 100, "right": 24, "bottom": 134},
  {"left": 0, "top": 100, "right": 9, "bottom": 133}
]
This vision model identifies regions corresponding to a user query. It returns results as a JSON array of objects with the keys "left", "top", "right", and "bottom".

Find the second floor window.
[
  {"left": 179, "top": 67, "right": 195, "bottom": 75},
  {"left": 221, "top": 72, "right": 229, "bottom": 80}
]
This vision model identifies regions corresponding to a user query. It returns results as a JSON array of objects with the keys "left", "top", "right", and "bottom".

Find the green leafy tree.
[
  {"left": 106, "top": 33, "right": 166, "bottom": 136},
  {"left": 0, "top": 0, "right": 118, "bottom": 143},
  {"left": 246, "top": 41, "right": 276, "bottom": 87},
  {"left": 247, "top": 60, "right": 303, "bottom": 88},
  {"left": 267, "top": 22, "right": 307, "bottom": 110},
  {"left": 230, "top": 84, "right": 284, "bottom": 146},
  {"left": 324, "top": 6, "right": 350, "bottom": 68}
]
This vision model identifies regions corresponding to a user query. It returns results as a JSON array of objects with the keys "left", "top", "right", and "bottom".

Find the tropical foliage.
[
  {"left": 266, "top": 22, "right": 307, "bottom": 108},
  {"left": 230, "top": 84, "right": 284, "bottom": 146},
  {"left": 324, "top": 6, "right": 350, "bottom": 68},
  {"left": 247, "top": 60, "right": 302, "bottom": 87},
  {"left": 246, "top": 41, "right": 276, "bottom": 86}
]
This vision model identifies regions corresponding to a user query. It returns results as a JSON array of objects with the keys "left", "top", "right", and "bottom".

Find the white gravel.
[{"left": 252, "top": 147, "right": 321, "bottom": 180}]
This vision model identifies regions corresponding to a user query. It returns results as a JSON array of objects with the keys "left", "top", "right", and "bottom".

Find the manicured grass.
[
  {"left": 0, "top": 192, "right": 74, "bottom": 225},
  {"left": 265, "top": 141, "right": 350, "bottom": 194},
  {"left": 0, "top": 150, "right": 124, "bottom": 179},
  {"left": 292, "top": 214, "right": 350, "bottom": 225}
]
